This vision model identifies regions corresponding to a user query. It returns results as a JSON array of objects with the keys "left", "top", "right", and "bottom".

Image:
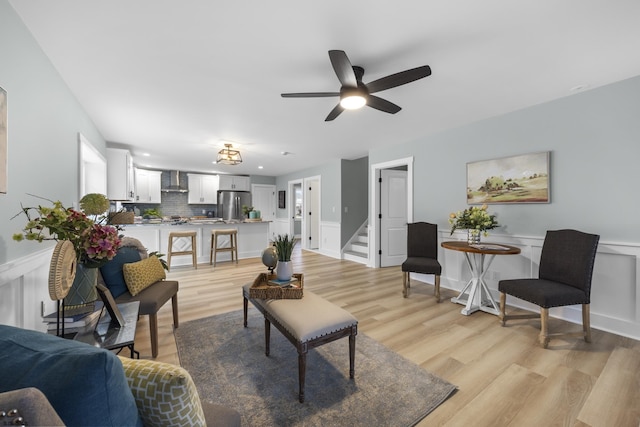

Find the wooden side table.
[{"left": 441, "top": 241, "right": 521, "bottom": 316}]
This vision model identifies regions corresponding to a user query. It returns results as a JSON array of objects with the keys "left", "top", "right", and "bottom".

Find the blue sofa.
[{"left": 0, "top": 325, "right": 240, "bottom": 427}]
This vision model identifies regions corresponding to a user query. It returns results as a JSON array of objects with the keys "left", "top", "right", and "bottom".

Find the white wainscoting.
[
  {"left": 5, "top": 230, "right": 639, "bottom": 341},
  {"left": 272, "top": 219, "right": 289, "bottom": 240},
  {"left": 411, "top": 231, "right": 640, "bottom": 341},
  {"left": 0, "top": 247, "right": 54, "bottom": 331},
  {"left": 266, "top": 219, "right": 341, "bottom": 259},
  {"left": 319, "top": 221, "right": 341, "bottom": 259}
]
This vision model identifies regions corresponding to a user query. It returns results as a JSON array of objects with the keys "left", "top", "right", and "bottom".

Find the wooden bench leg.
[
  {"left": 171, "top": 294, "right": 179, "bottom": 328},
  {"left": 243, "top": 297, "right": 248, "bottom": 327},
  {"left": 298, "top": 351, "right": 307, "bottom": 403},
  {"left": 264, "top": 318, "right": 271, "bottom": 356},
  {"left": 149, "top": 314, "right": 158, "bottom": 358}
]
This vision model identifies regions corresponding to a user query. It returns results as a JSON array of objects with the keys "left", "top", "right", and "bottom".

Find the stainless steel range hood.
[{"left": 161, "top": 170, "right": 188, "bottom": 193}]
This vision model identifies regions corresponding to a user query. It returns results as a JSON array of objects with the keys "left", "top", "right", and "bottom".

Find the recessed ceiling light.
[
  {"left": 142, "top": 153, "right": 151, "bottom": 157},
  {"left": 258, "top": 166, "right": 263, "bottom": 169}
]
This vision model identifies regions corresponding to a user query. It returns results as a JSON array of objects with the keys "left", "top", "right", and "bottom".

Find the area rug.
[{"left": 174, "top": 309, "right": 457, "bottom": 427}]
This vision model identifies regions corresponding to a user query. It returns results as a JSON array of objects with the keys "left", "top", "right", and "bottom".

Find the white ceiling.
[{"left": 9, "top": 1, "right": 640, "bottom": 176}]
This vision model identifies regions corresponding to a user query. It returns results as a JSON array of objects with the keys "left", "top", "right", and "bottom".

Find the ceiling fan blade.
[
  {"left": 365, "top": 65, "right": 432, "bottom": 94},
  {"left": 329, "top": 50, "right": 357, "bottom": 87},
  {"left": 281, "top": 92, "right": 340, "bottom": 98},
  {"left": 325, "top": 104, "right": 344, "bottom": 121},
  {"left": 366, "top": 95, "right": 402, "bottom": 114}
]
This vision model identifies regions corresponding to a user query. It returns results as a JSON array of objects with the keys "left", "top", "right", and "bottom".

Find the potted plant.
[
  {"left": 272, "top": 234, "right": 297, "bottom": 281},
  {"left": 242, "top": 205, "right": 254, "bottom": 219}
]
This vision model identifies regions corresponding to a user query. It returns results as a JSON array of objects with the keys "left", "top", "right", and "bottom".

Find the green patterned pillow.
[
  {"left": 118, "top": 357, "right": 206, "bottom": 427},
  {"left": 122, "top": 255, "right": 166, "bottom": 296}
]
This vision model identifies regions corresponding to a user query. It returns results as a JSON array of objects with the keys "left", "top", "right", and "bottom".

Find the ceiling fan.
[{"left": 281, "top": 50, "right": 431, "bottom": 121}]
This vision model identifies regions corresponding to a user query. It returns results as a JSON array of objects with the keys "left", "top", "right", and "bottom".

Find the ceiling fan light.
[
  {"left": 217, "top": 143, "right": 242, "bottom": 165},
  {"left": 340, "top": 94, "right": 366, "bottom": 110}
]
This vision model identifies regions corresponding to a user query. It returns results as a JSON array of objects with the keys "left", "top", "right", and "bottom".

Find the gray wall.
[
  {"left": 1, "top": 1, "right": 108, "bottom": 264},
  {"left": 3, "top": 0, "right": 639, "bottom": 266},
  {"left": 370, "top": 74, "right": 640, "bottom": 243},
  {"left": 274, "top": 157, "right": 368, "bottom": 247},
  {"left": 249, "top": 174, "right": 276, "bottom": 186},
  {"left": 275, "top": 160, "right": 341, "bottom": 223},
  {"left": 341, "top": 157, "right": 368, "bottom": 244}
]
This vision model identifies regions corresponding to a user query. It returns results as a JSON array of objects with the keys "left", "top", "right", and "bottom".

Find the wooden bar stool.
[
  {"left": 210, "top": 229, "right": 238, "bottom": 267},
  {"left": 167, "top": 231, "right": 198, "bottom": 271}
]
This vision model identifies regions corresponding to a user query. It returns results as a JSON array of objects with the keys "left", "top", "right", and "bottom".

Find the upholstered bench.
[{"left": 242, "top": 284, "right": 358, "bottom": 403}]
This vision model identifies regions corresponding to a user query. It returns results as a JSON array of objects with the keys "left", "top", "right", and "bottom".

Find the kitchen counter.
[
  {"left": 127, "top": 221, "right": 269, "bottom": 226},
  {"left": 119, "top": 221, "right": 271, "bottom": 268}
]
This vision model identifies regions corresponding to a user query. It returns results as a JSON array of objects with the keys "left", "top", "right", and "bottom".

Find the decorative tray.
[{"left": 249, "top": 273, "right": 303, "bottom": 300}]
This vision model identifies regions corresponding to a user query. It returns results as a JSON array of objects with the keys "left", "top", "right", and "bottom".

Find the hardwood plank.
[
  {"left": 577, "top": 347, "right": 640, "bottom": 427},
  {"left": 508, "top": 365, "right": 595, "bottom": 426},
  {"left": 442, "top": 364, "right": 545, "bottom": 426},
  {"left": 127, "top": 247, "right": 640, "bottom": 427}
]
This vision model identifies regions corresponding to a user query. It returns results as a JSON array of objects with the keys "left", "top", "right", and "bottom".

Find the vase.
[
  {"left": 467, "top": 229, "right": 481, "bottom": 245},
  {"left": 276, "top": 260, "right": 293, "bottom": 281},
  {"left": 64, "top": 263, "right": 98, "bottom": 307}
]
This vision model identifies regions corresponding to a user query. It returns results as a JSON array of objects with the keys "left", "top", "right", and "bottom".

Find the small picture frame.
[
  {"left": 96, "top": 283, "right": 125, "bottom": 327},
  {"left": 278, "top": 190, "right": 286, "bottom": 209}
]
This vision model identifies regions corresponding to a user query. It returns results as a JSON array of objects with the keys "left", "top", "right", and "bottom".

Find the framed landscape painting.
[{"left": 466, "top": 151, "right": 550, "bottom": 204}]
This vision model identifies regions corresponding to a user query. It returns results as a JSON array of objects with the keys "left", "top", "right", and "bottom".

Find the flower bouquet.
[
  {"left": 13, "top": 194, "right": 121, "bottom": 268},
  {"left": 449, "top": 204, "right": 498, "bottom": 243},
  {"left": 13, "top": 193, "right": 123, "bottom": 309}
]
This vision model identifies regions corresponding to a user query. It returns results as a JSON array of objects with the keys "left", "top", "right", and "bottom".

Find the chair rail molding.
[{"left": 5, "top": 231, "right": 640, "bottom": 341}]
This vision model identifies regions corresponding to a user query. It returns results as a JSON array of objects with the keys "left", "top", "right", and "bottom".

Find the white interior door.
[
  {"left": 380, "top": 169, "right": 408, "bottom": 267},
  {"left": 304, "top": 177, "right": 320, "bottom": 250},
  {"left": 251, "top": 184, "right": 276, "bottom": 239}
]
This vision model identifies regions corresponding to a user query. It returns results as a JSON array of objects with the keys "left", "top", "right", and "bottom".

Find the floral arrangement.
[
  {"left": 13, "top": 194, "right": 121, "bottom": 268},
  {"left": 449, "top": 204, "right": 499, "bottom": 236},
  {"left": 79, "top": 193, "right": 110, "bottom": 217},
  {"left": 272, "top": 234, "right": 296, "bottom": 262},
  {"left": 242, "top": 205, "right": 254, "bottom": 217}
]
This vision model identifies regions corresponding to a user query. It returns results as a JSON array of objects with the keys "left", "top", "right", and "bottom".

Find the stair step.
[
  {"left": 344, "top": 250, "right": 367, "bottom": 259},
  {"left": 351, "top": 242, "right": 368, "bottom": 254}
]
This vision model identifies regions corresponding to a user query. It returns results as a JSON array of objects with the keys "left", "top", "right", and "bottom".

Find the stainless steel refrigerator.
[{"left": 217, "top": 190, "right": 252, "bottom": 222}]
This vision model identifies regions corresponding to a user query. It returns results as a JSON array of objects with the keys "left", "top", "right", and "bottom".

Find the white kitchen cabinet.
[
  {"left": 134, "top": 169, "right": 162, "bottom": 203},
  {"left": 106, "top": 148, "right": 135, "bottom": 201},
  {"left": 188, "top": 173, "right": 219, "bottom": 204},
  {"left": 219, "top": 175, "right": 250, "bottom": 191}
]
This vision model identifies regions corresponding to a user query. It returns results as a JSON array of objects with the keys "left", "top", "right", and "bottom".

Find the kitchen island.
[{"left": 119, "top": 221, "right": 271, "bottom": 268}]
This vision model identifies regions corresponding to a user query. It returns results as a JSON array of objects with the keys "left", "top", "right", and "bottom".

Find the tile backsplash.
[{"left": 121, "top": 171, "right": 217, "bottom": 217}]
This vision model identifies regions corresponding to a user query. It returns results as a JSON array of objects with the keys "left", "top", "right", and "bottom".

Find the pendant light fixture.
[{"left": 217, "top": 143, "right": 242, "bottom": 165}]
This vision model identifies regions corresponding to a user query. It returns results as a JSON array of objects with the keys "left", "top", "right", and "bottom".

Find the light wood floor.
[{"left": 133, "top": 248, "right": 640, "bottom": 427}]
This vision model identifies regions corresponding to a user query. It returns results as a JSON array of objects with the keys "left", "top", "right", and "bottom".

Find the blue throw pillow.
[
  {"left": 0, "top": 325, "right": 142, "bottom": 427},
  {"left": 100, "top": 246, "right": 142, "bottom": 298}
]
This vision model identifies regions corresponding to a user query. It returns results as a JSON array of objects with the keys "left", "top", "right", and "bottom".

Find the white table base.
[{"left": 450, "top": 252, "right": 500, "bottom": 316}]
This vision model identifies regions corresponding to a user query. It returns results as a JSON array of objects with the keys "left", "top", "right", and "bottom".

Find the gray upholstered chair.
[
  {"left": 99, "top": 237, "right": 179, "bottom": 358},
  {"left": 498, "top": 229, "right": 599, "bottom": 348},
  {"left": 401, "top": 222, "right": 442, "bottom": 302}
]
